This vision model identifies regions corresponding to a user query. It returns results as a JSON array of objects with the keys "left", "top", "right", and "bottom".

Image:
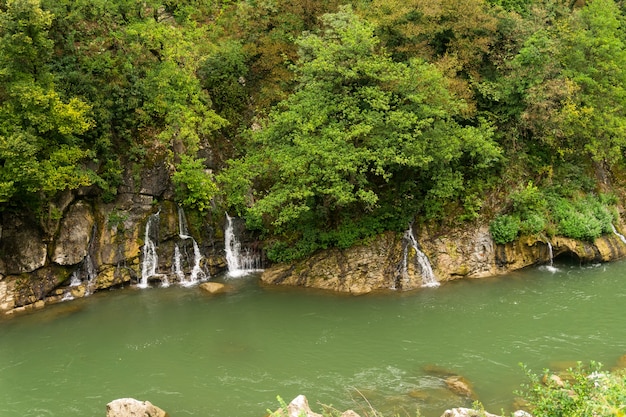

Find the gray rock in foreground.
[
  {"left": 106, "top": 398, "right": 168, "bottom": 417},
  {"left": 270, "top": 395, "right": 361, "bottom": 417},
  {"left": 441, "top": 408, "right": 533, "bottom": 417}
]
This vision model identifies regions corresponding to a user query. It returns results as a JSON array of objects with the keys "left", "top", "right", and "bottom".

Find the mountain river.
[{"left": 1, "top": 259, "right": 626, "bottom": 417}]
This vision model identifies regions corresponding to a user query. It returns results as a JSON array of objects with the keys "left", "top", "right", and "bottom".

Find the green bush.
[
  {"left": 172, "top": 155, "right": 218, "bottom": 214},
  {"left": 511, "top": 182, "right": 547, "bottom": 216},
  {"left": 520, "top": 212, "right": 546, "bottom": 235},
  {"left": 491, "top": 190, "right": 617, "bottom": 243},
  {"left": 489, "top": 214, "right": 520, "bottom": 244},
  {"left": 519, "top": 363, "right": 626, "bottom": 417},
  {"left": 549, "top": 194, "right": 615, "bottom": 241}
]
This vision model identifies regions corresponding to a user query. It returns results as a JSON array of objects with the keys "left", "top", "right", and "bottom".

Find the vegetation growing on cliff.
[
  {"left": 1, "top": 0, "right": 626, "bottom": 260},
  {"left": 219, "top": 6, "right": 501, "bottom": 260}
]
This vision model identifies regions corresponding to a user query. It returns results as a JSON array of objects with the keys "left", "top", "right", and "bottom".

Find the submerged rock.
[
  {"left": 106, "top": 398, "right": 168, "bottom": 417},
  {"left": 198, "top": 282, "right": 230, "bottom": 294},
  {"left": 613, "top": 353, "right": 626, "bottom": 370},
  {"left": 444, "top": 375, "right": 477, "bottom": 400}
]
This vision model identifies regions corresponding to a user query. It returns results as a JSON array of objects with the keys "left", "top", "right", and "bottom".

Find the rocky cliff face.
[
  {"left": 0, "top": 162, "right": 230, "bottom": 315},
  {"left": 2, "top": 162, "right": 626, "bottom": 313},
  {"left": 261, "top": 223, "right": 626, "bottom": 294}
]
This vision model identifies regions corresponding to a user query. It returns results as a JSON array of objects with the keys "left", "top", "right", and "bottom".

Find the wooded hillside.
[{"left": 1, "top": 0, "right": 625, "bottom": 261}]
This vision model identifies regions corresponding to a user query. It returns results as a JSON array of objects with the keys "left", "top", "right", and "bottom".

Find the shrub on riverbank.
[
  {"left": 489, "top": 187, "right": 617, "bottom": 244},
  {"left": 519, "top": 363, "right": 626, "bottom": 417}
]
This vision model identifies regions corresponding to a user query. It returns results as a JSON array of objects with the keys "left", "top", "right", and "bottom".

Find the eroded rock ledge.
[
  {"left": 261, "top": 223, "right": 626, "bottom": 294},
  {"left": 2, "top": 190, "right": 626, "bottom": 313}
]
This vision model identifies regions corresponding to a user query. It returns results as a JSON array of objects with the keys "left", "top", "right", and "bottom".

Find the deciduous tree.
[{"left": 220, "top": 6, "right": 501, "bottom": 260}]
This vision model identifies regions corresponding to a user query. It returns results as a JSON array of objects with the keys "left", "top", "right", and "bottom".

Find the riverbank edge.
[
  {"left": 2, "top": 214, "right": 626, "bottom": 316},
  {"left": 259, "top": 223, "right": 626, "bottom": 294}
]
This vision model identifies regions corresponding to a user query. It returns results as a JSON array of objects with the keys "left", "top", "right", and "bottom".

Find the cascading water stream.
[
  {"left": 178, "top": 206, "right": 191, "bottom": 240},
  {"left": 611, "top": 224, "right": 626, "bottom": 244},
  {"left": 172, "top": 245, "right": 185, "bottom": 285},
  {"left": 139, "top": 211, "right": 160, "bottom": 288},
  {"left": 62, "top": 227, "right": 98, "bottom": 300},
  {"left": 403, "top": 225, "right": 439, "bottom": 288},
  {"left": 69, "top": 272, "right": 82, "bottom": 287},
  {"left": 174, "top": 207, "right": 207, "bottom": 287},
  {"left": 547, "top": 242, "right": 553, "bottom": 266},
  {"left": 188, "top": 239, "right": 205, "bottom": 284},
  {"left": 61, "top": 269, "right": 83, "bottom": 301},
  {"left": 225, "top": 213, "right": 262, "bottom": 277},
  {"left": 83, "top": 253, "right": 98, "bottom": 295},
  {"left": 225, "top": 213, "right": 243, "bottom": 277},
  {"left": 542, "top": 241, "right": 558, "bottom": 273}
]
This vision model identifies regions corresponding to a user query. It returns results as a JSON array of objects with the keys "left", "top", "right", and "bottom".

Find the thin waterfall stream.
[
  {"left": 403, "top": 225, "right": 439, "bottom": 288},
  {"left": 175, "top": 207, "right": 207, "bottom": 287},
  {"left": 224, "top": 213, "right": 263, "bottom": 277},
  {"left": 139, "top": 211, "right": 160, "bottom": 288},
  {"left": 612, "top": 223, "right": 626, "bottom": 244},
  {"left": 543, "top": 241, "right": 558, "bottom": 273}
]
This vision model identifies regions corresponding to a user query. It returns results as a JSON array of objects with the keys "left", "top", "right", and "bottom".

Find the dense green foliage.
[
  {"left": 520, "top": 363, "right": 626, "bottom": 417},
  {"left": 490, "top": 182, "right": 617, "bottom": 244},
  {"left": 219, "top": 6, "right": 501, "bottom": 260},
  {"left": 0, "top": 0, "right": 94, "bottom": 210},
  {"left": 2, "top": 0, "right": 626, "bottom": 259}
]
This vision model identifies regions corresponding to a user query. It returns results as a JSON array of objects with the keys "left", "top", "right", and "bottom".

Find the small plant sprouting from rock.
[{"left": 107, "top": 209, "right": 129, "bottom": 232}]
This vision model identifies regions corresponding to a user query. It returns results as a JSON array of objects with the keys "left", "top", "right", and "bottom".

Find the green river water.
[{"left": 1, "top": 260, "right": 626, "bottom": 417}]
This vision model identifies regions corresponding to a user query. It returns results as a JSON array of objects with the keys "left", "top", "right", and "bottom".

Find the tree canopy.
[
  {"left": 219, "top": 6, "right": 501, "bottom": 260},
  {"left": 2, "top": 0, "right": 626, "bottom": 259},
  {"left": 0, "top": 0, "right": 94, "bottom": 208}
]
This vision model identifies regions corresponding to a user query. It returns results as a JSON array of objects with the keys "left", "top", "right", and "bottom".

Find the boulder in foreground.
[
  {"left": 269, "top": 395, "right": 361, "bottom": 417},
  {"left": 441, "top": 408, "right": 532, "bottom": 417},
  {"left": 106, "top": 398, "right": 168, "bottom": 417}
]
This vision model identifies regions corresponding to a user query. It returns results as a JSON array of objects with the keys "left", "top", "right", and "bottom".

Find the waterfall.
[
  {"left": 172, "top": 245, "right": 185, "bottom": 285},
  {"left": 188, "top": 239, "right": 205, "bottom": 284},
  {"left": 547, "top": 241, "right": 554, "bottom": 266},
  {"left": 403, "top": 225, "right": 439, "bottom": 288},
  {"left": 224, "top": 213, "right": 262, "bottom": 277},
  {"left": 69, "top": 271, "right": 82, "bottom": 287},
  {"left": 139, "top": 211, "right": 160, "bottom": 288},
  {"left": 178, "top": 206, "right": 191, "bottom": 239},
  {"left": 62, "top": 270, "right": 82, "bottom": 301},
  {"left": 63, "top": 235, "right": 98, "bottom": 300},
  {"left": 542, "top": 241, "right": 558, "bottom": 273},
  {"left": 612, "top": 224, "right": 626, "bottom": 244},
  {"left": 174, "top": 206, "right": 207, "bottom": 287},
  {"left": 83, "top": 253, "right": 98, "bottom": 295}
]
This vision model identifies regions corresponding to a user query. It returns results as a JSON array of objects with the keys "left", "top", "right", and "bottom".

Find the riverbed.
[{"left": 1, "top": 259, "right": 625, "bottom": 417}]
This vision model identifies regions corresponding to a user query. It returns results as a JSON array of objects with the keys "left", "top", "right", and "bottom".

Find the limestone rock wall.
[
  {"left": 0, "top": 162, "right": 229, "bottom": 316},
  {"left": 3, "top": 156, "right": 626, "bottom": 312},
  {"left": 261, "top": 223, "right": 626, "bottom": 294},
  {"left": 262, "top": 232, "right": 406, "bottom": 295}
]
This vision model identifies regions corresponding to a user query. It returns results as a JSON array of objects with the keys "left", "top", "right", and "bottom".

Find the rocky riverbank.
[
  {"left": 260, "top": 223, "right": 626, "bottom": 294},
  {"left": 105, "top": 395, "right": 532, "bottom": 417},
  {"left": 2, "top": 160, "right": 626, "bottom": 314},
  {"left": 3, "top": 196, "right": 626, "bottom": 314}
]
